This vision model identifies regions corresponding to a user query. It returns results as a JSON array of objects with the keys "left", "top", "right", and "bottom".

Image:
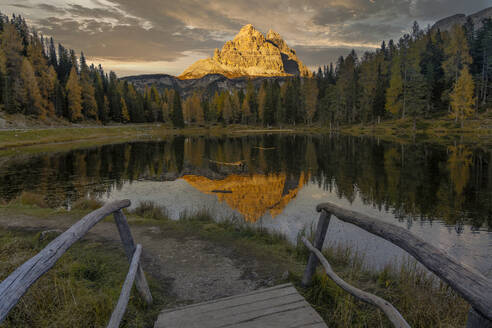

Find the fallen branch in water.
[
  {"left": 208, "top": 159, "right": 244, "bottom": 166},
  {"left": 211, "top": 190, "right": 233, "bottom": 194}
]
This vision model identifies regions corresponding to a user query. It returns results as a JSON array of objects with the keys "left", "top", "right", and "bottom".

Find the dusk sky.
[{"left": 1, "top": 0, "right": 490, "bottom": 77}]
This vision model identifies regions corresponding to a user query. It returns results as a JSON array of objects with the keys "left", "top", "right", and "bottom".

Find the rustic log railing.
[
  {"left": 0, "top": 200, "right": 152, "bottom": 327},
  {"left": 302, "top": 202, "right": 492, "bottom": 328}
]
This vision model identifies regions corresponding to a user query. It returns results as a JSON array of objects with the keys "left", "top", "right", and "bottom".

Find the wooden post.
[
  {"left": 467, "top": 308, "right": 492, "bottom": 328},
  {"left": 301, "top": 210, "right": 331, "bottom": 287},
  {"left": 113, "top": 210, "right": 153, "bottom": 304},
  {"left": 107, "top": 244, "right": 142, "bottom": 328},
  {"left": 316, "top": 202, "right": 492, "bottom": 321}
]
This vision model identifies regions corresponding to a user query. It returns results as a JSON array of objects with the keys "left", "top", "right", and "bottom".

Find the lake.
[{"left": 0, "top": 134, "right": 490, "bottom": 277}]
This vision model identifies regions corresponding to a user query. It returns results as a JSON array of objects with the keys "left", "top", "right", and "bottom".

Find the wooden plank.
[
  {"left": 467, "top": 308, "right": 492, "bottom": 328},
  {"left": 303, "top": 237, "right": 410, "bottom": 328},
  {"left": 159, "top": 284, "right": 298, "bottom": 317},
  {"left": 316, "top": 202, "right": 492, "bottom": 322},
  {"left": 302, "top": 211, "right": 331, "bottom": 286},
  {"left": 155, "top": 284, "right": 327, "bottom": 328},
  {"left": 220, "top": 306, "right": 324, "bottom": 328},
  {"left": 157, "top": 283, "right": 294, "bottom": 314},
  {"left": 113, "top": 210, "right": 152, "bottom": 304},
  {"left": 161, "top": 292, "right": 305, "bottom": 324},
  {"left": 0, "top": 199, "right": 131, "bottom": 323},
  {"left": 107, "top": 244, "right": 142, "bottom": 328}
]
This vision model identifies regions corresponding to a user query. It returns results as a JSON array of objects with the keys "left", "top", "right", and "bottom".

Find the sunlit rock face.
[
  {"left": 179, "top": 24, "right": 312, "bottom": 79},
  {"left": 181, "top": 173, "right": 307, "bottom": 222}
]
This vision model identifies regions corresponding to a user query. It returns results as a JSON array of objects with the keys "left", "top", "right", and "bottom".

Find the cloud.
[{"left": 1, "top": 0, "right": 490, "bottom": 75}]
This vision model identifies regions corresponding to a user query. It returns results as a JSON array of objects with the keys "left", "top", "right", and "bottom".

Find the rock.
[
  {"left": 281, "top": 270, "right": 290, "bottom": 281},
  {"left": 0, "top": 118, "right": 6, "bottom": 129},
  {"left": 179, "top": 24, "right": 312, "bottom": 80},
  {"left": 433, "top": 6, "right": 492, "bottom": 32}
]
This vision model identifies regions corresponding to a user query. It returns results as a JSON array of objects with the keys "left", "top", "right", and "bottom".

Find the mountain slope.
[
  {"left": 433, "top": 6, "right": 492, "bottom": 31},
  {"left": 178, "top": 24, "right": 311, "bottom": 79},
  {"left": 123, "top": 73, "right": 291, "bottom": 98}
]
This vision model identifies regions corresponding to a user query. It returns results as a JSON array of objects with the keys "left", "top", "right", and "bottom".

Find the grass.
[
  {"left": 129, "top": 202, "right": 470, "bottom": 328},
  {"left": 1, "top": 111, "right": 492, "bottom": 153},
  {"left": 0, "top": 123, "right": 308, "bottom": 151},
  {"left": 340, "top": 111, "right": 492, "bottom": 146},
  {"left": 0, "top": 228, "right": 173, "bottom": 328},
  {"left": 0, "top": 199, "right": 471, "bottom": 328}
]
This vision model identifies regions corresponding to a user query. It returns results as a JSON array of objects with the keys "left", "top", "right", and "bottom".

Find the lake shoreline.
[
  {"left": 1, "top": 112, "right": 492, "bottom": 151},
  {"left": 0, "top": 200, "right": 470, "bottom": 327}
]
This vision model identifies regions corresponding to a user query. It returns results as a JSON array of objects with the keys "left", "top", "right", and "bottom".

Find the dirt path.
[{"left": 0, "top": 211, "right": 279, "bottom": 306}]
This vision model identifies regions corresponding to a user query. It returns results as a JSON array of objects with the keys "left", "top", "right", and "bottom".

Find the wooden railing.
[
  {"left": 0, "top": 200, "right": 152, "bottom": 327},
  {"left": 302, "top": 203, "right": 492, "bottom": 328}
]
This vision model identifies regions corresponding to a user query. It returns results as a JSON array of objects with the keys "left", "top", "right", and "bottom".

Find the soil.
[{"left": 0, "top": 210, "right": 283, "bottom": 308}]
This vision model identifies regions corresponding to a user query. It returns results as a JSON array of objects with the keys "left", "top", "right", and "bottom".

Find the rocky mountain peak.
[
  {"left": 433, "top": 6, "right": 492, "bottom": 31},
  {"left": 178, "top": 24, "right": 311, "bottom": 80}
]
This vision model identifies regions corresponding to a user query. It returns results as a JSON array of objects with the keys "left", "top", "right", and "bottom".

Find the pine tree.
[
  {"left": 241, "top": 97, "right": 252, "bottom": 124},
  {"left": 120, "top": 96, "right": 130, "bottom": 122},
  {"left": 443, "top": 25, "right": 472, "bottom": 83},
  {"left": 386, "top": 54, "right": 404, "bottom": 117},
  {"left": 1, "top": 23, "right": 23, "bottom": 113},
  {"left": 450, "top": 67, "right": 475, "bottom": 127},
  {"left": 302, "top": 78, "right": 318, "bottom": 125},
  {"left": 0, "top": 48, "right": 7, "bottom": 108},
  {"left": 48, "top": 37, "right": 57, "bottom": 68},
  {"left": 171, "top": 91, "right": 184, "bottom": 128},
  {"left": 65, "top": 66, "right": 83, "bottom": 122},
  {"left": 257, "top": 83, "right": 267, "bottom": 125},
  {"left": 231, "top": 90, "right": 241, "bottom": 123},
  {"left": 19, "top": 58, "right": 44, "bottom": 117},
  {"left": 222, "top": 93, "right": 233, "bottom": 124},
  {"left": 45, "top": 65, "right": 57, "bottom": 117},
  {"left": 80, "top": 71, "right": 98, "bottom": 120}
]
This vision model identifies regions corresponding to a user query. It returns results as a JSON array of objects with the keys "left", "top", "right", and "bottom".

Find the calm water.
[{"left": 1, "top": 135, "right": 491, "bottom": 276}]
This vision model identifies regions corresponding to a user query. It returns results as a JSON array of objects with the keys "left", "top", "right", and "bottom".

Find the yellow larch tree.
[{"left": 450, "top": 67, "right": 475, "bottom": 128}]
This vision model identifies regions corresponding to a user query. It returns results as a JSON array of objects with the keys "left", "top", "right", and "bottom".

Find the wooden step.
[{"left": 154, "top": 283, "right": 327, "bottom": 328}]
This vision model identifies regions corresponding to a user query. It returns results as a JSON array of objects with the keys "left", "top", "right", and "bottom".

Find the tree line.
[
  {"left": 1, "top": 135, "right": 489, "bottom": 228},
  {"left": 182, "top": 19, "right": 490, "bottom": 128},
  {"left": 0, "top": 13, "right": 490, "bottom": 128},
  {"left": 0, "top": 13, "right": 185, "bottom": 126}
]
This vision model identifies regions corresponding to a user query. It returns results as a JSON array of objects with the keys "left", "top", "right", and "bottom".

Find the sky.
[{"left": 0, "top": 0, "right": 490, "bottom": 77}]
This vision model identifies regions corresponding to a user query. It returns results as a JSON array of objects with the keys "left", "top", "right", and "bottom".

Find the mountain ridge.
[
  {"left": 432, "top": 6, "right": 492, "bottom": 31},
  {"left": 178, "top": 24, "right": 311, "bottom": 80}
]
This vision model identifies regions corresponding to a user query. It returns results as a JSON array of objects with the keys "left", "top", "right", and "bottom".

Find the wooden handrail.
[
  {"left": 107, "top": 244, "right": 143, "bottom": 328},
  {"left": 302, "top": 237, "right": 410, "bottom": 328},
  {"left": 0, "top": 200, "right": 153, "bottom": 327},
  {"left": 311, "top": 202, "right": 492, "bottom": 327}
]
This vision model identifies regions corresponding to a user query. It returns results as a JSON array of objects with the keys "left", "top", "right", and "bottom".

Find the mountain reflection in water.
[
  {"left": 0, "top": 134, "right": 490, "bottom": 276},
  {"left": 182, "top": 173, "right": 307, "bottom": 222}
]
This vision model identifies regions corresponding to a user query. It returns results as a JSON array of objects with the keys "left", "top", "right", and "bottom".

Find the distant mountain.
[
  {"left": 178, "top": 24, "right": 311, "bottom": 80},
  {"left": 122, "top": 73, "right": 290, "bottom": 98},
  {"left": 433, "top": 6, "right": 492, "bottom": 31}
]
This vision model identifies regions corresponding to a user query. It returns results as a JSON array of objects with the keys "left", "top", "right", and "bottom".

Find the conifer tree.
[
  {"left": 450, "top": 67, "right": 475, "bottom": 127},
  {"left": 19, "top": 58, "right": 44, "bottom": 117},
  {"left": 241, "top": 97, "right": 252, "bottom": 124},
  {"left": 386, "top": 55, "right": 404, "bottom": 117},
  {"left": 120, "top": 96, "right": 130, "bottom": 122},
  {"left": 222, "top": 93, "right": 233, "bottom": 124},
  {"left": 257, "top": 83, "right": 267, "bottom": 125},
  {"left": 65, "top": 66, "right": 83, "bottom": 122},
  {"left": 171, "top": 91, "right": 184, "bottom": 128},
  {"left": 302, "top": 78, "right": 318, "bottom": 125},
  {"left": 443, "top": 25, "right": 472, "bottom": 83}
]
